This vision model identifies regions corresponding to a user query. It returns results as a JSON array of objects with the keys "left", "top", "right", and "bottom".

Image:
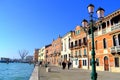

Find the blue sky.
[{"left": 0, "top": 0, "right": 120, "bottom": 59}]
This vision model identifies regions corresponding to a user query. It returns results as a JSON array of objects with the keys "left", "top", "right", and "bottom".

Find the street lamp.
[{"left": 82, "top": 4, "right": 105, "bottom": 80}]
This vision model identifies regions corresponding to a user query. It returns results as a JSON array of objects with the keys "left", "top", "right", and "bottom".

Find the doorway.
[
  {"left": 104, "top": 56, "right": 109, "bottom": 71},
  {"left": 79, "top": 60, "right": 82, "bottom": 68}
]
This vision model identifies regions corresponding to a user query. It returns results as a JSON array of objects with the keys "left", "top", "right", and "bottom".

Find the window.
[
  {"left": 115, "top": 57, "right": 119, "bottom": 67},
  {"left": 83, "top": 60, "right": 84, "bottom": 66},
  {"left": 68, "top": 38, "right": 70, "bottom": 48},
  {"left": 96, "top": 58, "right": 99, "bottom": 66},
  {"left": 75, "top": 31, "right": 77, "bottom": 35},
  {"left": 75, "top": 30, "right": 80, "bottom": 35},
  {"left": 64, "top": 39, "right": 66, "bottom": 51},
  {"left": 83, "top": 60, "right": 87, "bottom": 66},
  {"left": 75, "top": 40, "right": 77, "bottom": 46},
  {"left": 95, "top": 40, "right": 97, "bottom": 50},
  {"left": 89, "top": 42, "right": 91, "bottom": 51},
  {"left": 107, "top": 21, "right": 109, "bottom": 27},
  {"left": 75, "top": 51, "right": 77, "bottom": 56},
  {"left": 71, "top": 42, "right": 73, "bottom": 48},
  {"left": 118, "top": 34, "right": 120, "bottom": 45},
  {"left": 84, "top": 60, "right": 87, "bottom": 66},
  {"left": 61, "top": 43, "right": 63, "bottom": 51},
  {"left": 84, "top": 49, "right": 86, "bottom": 56},
  {"left": 79, "top": 39, "right": 81, "bottom": 46},
  {"left": 75, "top": 60, "right": 77, "bottom": 65},
  {"left": 79, "top": 50, "right": 81, "bottom": 56},
  {"left": 78, "top": 30, "right": 80, "bottom": 34},
  {"left": 113, "top": 35, "right": 117, "bottom": 46},
  {"left": 103, "top": 38, "right": 107, "bottom": 49},
  {"left": 83, "top": 37, "right": 86, "bottom": 45}
]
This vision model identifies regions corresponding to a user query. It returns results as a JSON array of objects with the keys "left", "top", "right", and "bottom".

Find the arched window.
[
  {"left": 68, "top": 38, "right": 70, "bottom": 48},
  {"left": 95, "top": 40, "right": 97, "bottom": 50},
  {"left": 103, "top": 38, "right": 107, "bottom": 49},
  {"left": 118, "top": 34, "right": 120, "bottom": 45},
  {"left": 84, "top": 49, "right": 86, "bottom": 55},
  {"left": 113, "top": 35, "right": 118, "bottom": 46},
  {"left": 113, "top": 35, "right": 116, "bottom": 46}
]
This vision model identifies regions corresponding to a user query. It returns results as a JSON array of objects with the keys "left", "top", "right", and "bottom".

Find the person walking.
[
  {"left": 67, "top": 61, "right": 72, "bottom": 70},
  {"left": 62, "top": 61, "right": 66, "bottom": 69}
]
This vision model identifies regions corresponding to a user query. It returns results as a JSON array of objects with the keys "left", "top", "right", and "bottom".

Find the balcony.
[
  {"left": 69, "top": 46, "right": 73, "bottom": 49},
  {"left": 111, "top": 46, "right": 120, "bottom": 55},
  {"left": 78, "top": 55, "right": 82, "bottom": 58},
  {"left": 116, "top": 46, "right": 120, "bottom": 54},
  {"left": 70, "top": 44, "right": 80, "bottom": 49},
  {"left": 94, "top": 31, "right": 98, "bottom": 37},
  {"left": 111, "top": 22, "right": 120, "bottom": 31},
  {"left": 102, "top": 29, "right": 106, "bottom": 34},
  {"left": 81, "top": 42, "right": 87, "bottom": 47},
  {"left": 83, "top": 54, "right": 87, "bottom": 57}
]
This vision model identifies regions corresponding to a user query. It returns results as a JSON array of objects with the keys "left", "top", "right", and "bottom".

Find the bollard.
[{"left": 46, "top": 67, "right": 51, "bottom": 72}]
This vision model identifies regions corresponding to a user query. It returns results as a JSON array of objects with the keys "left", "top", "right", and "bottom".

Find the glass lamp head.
[
  {"left": 87, "top": 4, "right": 94, "bottom": 14},
  {"left": 96, "top": 7, "right": 105, "bottom": 19},
  {"left": 82, "top": 19, "right": 88, "bottom": 27}
]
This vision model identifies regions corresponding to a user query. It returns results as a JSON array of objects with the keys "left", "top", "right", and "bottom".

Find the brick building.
[
  {"left": 33, "top": 49, "right": 39, "bottom": 62},
  {"left": 88, "top": 9, "right": 120, "bottom": 72},
  {"left": 50, "top": 35, "right": 62, "bottom": 66},
  {"left": 70, "top": 26, "right": 88, "bottom": 69},
  {"left": 45, "top": 44, "right": 52, "bottom": 63}
]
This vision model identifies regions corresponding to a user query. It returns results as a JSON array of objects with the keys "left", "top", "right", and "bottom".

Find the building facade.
[
  {"left": 33, "top": 49, "right": 39, "bottom": 62},
  {"left": 61, "top": 31, "right": 72, "bottom": 63},
  {"left": 51, "top": 36, "right": 62, "bottom": 66},
  {"left": 36, "top": 9, "right": 120, "bottom": 72},
  {"left": 70, "top": 26, "right": 88, "bottom": 69},
  {"left": 45, "top": 44, "right": 52, "bottom": 63},
  {"left": 88, "top": 9, "right": 120, "bottom": 72},
  {"left": 38, "top": 47, "right": 45, "bottom": 63}
]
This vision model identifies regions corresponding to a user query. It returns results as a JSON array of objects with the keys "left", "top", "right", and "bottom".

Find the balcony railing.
[
  {"left": 94, "top": 31, "right": 98, "bottom": 37},
  {"left": 102, "top": 29, "right": 106, "bottom": 34},
  {"left": 83, "top": 54, "right": 87, "bottom": 57},
  {"left": 116, "top": 46, "right": 120, "bottom": 53},
  {"left": 111, "top": 46, "right": 120, "bottom": 54},
  {"left": 111, "top": 22, "right": 120, "bottom": 31}
]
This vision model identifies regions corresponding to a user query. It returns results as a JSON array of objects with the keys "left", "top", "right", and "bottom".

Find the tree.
[{"left": 19, "top": 50, "right": 29, "bottom": 60}]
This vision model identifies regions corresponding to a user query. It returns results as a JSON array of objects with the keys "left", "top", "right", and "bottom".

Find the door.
[
  {"left": 79, "top": 60, "right": 82, "bottom": 68},
  {"left": 104, "top": 56, "right": 109, "bottom": 71}
]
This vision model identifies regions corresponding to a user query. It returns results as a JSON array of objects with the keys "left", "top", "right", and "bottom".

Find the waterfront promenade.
[
  {"left": 29, "top": 66, "right": 38, "bottom": 80},
  {"left": 39, "top": 65, "right": 120, "bottom": 80}
]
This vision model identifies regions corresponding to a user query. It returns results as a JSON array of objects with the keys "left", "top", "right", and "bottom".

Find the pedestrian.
[
  {"left": 67, "top": 61, "right": 72, "bottom": 69},
  {"left": 62, "top": 61, "right": 66, "bottom": 69}
]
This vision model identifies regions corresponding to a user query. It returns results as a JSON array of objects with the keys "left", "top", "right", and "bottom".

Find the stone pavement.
[
  {"left": 39, "top": 66, "right": 120, "bottom": 80},
  {"left": 29, "top": 66, "right": 38, "bottom": 80}
]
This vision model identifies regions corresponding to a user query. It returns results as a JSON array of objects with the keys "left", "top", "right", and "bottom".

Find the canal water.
[{"left": 0, "top": 63, "right": 34, "bottom": 80}]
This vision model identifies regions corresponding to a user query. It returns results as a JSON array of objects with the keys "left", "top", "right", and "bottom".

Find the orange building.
[
  {"left": 88, "top": 9, "right": 120, "bottom": 72},
  {"left": 50, "top": 35, "right": 62, "bottom": 66},
  {"left": 45, "top": 44, "right": 52, "bottom": 63},
  {"left": 33, "top": 49, "right": 39, "bottom": 62},
  {"left": 70, "top": 26, "right": 88, "bottom": 69}
]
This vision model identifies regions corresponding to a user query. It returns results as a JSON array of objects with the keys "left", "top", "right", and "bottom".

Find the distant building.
[
  {"left": 33, "top": 49, "right": 39, "bottom": 62},
  {"left": 51, "top": 35, "right": 62, "bottom": 66},
  {"left": 45, "top": 44, "right": 52, "bottom": 63},
  {"left": 26, "top": 55, "right": 33, "bottom": 62},
  {"left": 38, "top": 47, "right": 45, "bottom": 62},
  {"left": 0, "top": 57, "right": 10, "bottom": 63},
  {"left": 61, "top": 31, "right": 72, "bottom": 62}
]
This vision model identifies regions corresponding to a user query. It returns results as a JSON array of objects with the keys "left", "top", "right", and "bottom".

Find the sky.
[{"left": 0, "top": 0, "right": 120, "bottom": 59}]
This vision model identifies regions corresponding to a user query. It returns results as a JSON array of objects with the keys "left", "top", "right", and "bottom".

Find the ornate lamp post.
[{"left": 82, "top": 4, "right": 105, "bottom": 80}]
